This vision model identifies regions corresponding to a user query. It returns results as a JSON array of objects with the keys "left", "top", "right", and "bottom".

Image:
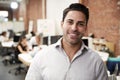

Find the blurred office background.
[{"left": 0, "top": 0, "right": 120, "bottom": 80}]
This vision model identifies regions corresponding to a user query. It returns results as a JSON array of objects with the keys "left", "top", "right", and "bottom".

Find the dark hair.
[
  {"left": 1, "top": 31, "right": 7, "bottom": 36},
  {"left": 62, "top": 3, "right": 89, "bottom": 24},
  {"left": 18, "top": 36, "right": 26, "bottom": 44},
  {"left": 31, "top": 31, "right": 35, "bottom": 36}
]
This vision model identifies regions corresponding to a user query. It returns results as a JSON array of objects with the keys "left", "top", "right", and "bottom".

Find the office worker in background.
[
  {"left": 0, "top": 31, "right": 9, "bottom": 42},
  {"left": 28, "top": 32, "right": 44, "bottom": 57},
  {"left": 30, "top": 31, "right": 36, "bottom": 37},
  {"left": 25, "top": 3, "right": 108, "bottom": 80},
  {"left": 29, "top": 32, "right": 42, "bottom": 49},
  {"left": 16, "top": 36, "right": 30, "bottom": 55}
]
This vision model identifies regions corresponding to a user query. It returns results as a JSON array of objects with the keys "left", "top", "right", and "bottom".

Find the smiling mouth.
[{"left": 69, "top": 33, "right": 79, "bottom": 39}]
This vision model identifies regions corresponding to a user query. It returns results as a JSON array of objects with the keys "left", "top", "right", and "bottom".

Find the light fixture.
[
  {"left": 0, "top": 11, "right": 8, "bottom": 17},
  {"left": 10, "top": 2, "right": 18, "bottom": 9}
]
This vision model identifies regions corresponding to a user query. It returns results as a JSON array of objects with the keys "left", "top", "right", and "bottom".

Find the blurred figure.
[
  {"left": 29, "top": 32, "right": 43, "bottom": 49},
  {"left": 30, "top": 31, "right": 35, "bottom": 37},
  {"left": 15, "top": 36, "right": 30, "bottom": 54},
  {"left": 0, "top": 31, "right": 9, "bottom": 42},
  {"left": 28, "top": 32, "right": 44, "bottom": 57}
]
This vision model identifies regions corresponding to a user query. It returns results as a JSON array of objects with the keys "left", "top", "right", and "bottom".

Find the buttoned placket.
[{"left": 60, "top": 47, "right": 84, "bottom": 80}]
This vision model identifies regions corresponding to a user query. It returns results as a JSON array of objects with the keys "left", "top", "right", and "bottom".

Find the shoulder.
[
  {"left": 31, "top": 44, "right": 57, "bottom": 65},
  {"left": 33, "top": 44, "right": 56, "bottom": 58},
  {"left": 18, "top": 43, "right": 22, "bottom": 47},
  {"left": 17, "top": 43, "right": 22, "bottom": 47},
  {"left": 0, "top": 36, "right": 3, "bottom": 42},
  {"left": 85, "top": 49, "right": 107, "bottom": 72},
  {"left": 89, "top": 50, "right": 109, "bottom": 79},
  {"left": 0, "top": 36, "right": 4, "bottom": 39},
  {"left": 86, "top": 48, "right": 103, "bottom": 63}
]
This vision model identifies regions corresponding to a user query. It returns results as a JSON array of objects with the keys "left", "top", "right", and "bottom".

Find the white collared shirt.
[{"left": 25, "top": 38, "right": 108, "bottom": 80}]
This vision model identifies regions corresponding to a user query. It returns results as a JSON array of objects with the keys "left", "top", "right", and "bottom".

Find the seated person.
[
  {"left": 29, "top": 32, "right": 42, "bottom": 48},
  {"left": 0, "top": 31, "right": 9, "bottom": 42},
  {"left": 15, "top": 36, "right": 30, "bottom": 61},
  {"left": 29, "top": 32, "right": 47, "bottom": 57},
  {"left": 7, "top": 36, "right": 29, "bottom": 74}
]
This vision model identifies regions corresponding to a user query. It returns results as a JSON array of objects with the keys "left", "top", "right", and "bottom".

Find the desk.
[
  {"left": 1, "top": 41, "right": 14, "bottom": 47},
  {"left": 18, "top": 53, "right": 32, "bottom": 66},
  {"left": 0, "top": 41, "right": 15, "bottom": 56},
  {"left": 18, "top": 45, "right": 47, "bottom": 66},
  {"left": 93, "top": 39, "right": 114, "bottom": 54}
]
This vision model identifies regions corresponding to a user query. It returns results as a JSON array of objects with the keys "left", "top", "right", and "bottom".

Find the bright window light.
[
  {"left": 10, "top": 2, "right": 18, "bottom": 9},
  {"left": 4, "top": 18, "right": 8, "bottom": 22},
  {"left": 0, "top": 11, "right": 8, "bottom": 17}
]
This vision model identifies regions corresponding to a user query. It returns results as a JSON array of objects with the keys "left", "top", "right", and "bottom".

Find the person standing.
[{"left": 25, "top": 3, "right": 108, "bottom": 80}]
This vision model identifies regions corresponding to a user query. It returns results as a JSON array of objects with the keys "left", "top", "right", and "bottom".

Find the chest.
[{"left": 40, "top": 53, "right": 96, "bottom": 80}]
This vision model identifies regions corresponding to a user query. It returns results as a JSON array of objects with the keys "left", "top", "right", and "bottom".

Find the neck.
[{"left": 62, "top": 39, "right": 82, "bottom": 61}]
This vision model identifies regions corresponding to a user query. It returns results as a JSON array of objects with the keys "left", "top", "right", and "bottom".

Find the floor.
[{"left": 0, "top": 56, "right": 26, "bottom": 80}]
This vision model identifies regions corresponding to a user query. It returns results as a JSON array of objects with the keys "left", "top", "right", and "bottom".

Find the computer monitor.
[
  {"left": 8, "top": 30, "right": 15, "bottom": 39},
  {"left": 82, "top": 37, "right": 93, "bottom": 49},
  {"left": 13, "top": 35, "right": 20, "bottom": 42},
  {"left": 51, "top": 35, "right": 62, "bottom": 44},
  {"left": 43, "top": 35, "right": 62, "bottom": 45},
  {"left": 43, "top": 36, "right": 48, "bottom": 45}
]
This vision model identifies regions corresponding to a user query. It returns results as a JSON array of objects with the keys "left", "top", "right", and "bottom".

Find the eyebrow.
[
  {"left": 78, "top": 20, "right": 85, "bottom": 22},
  {"left": 67, "top": 19, "right": 86, "bottom": 23}
]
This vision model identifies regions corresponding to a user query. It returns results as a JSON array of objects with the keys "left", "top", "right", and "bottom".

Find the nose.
[{"left": 71, "top": 24, "right": 77, "bottom": 31}]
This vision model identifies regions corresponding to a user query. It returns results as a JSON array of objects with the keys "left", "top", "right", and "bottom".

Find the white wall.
[
  {"left": 0, "top": 21, "right": 24, "bottom": 34},
  {"left": 46, "top": 0, "right": 79, "bottom": 35}
]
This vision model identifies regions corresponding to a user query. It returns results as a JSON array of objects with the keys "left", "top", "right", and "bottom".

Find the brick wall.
[
  {"left": 18, "top": 0, "right": 43, "bottom": 32},
  {"left": 83, "top": 0, "right": 120, "bottom": 56},
  {"left": 19, "top": 0, "right": 28, "bottom": 31}
]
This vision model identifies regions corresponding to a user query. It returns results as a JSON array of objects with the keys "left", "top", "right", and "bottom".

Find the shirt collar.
[
  {"left": 54, "top": 37, "right": 62, "bottom": 48},
  {"left": 54, "top": 37, "right": 89, "bottom": 52}
]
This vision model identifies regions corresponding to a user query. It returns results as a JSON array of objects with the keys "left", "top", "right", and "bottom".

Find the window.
[
  {"left": 0, "top": 11, "right": 8, "bottom": 17},
  {"left": 0, "top": 11, "right": 8, "bottom": 22}
]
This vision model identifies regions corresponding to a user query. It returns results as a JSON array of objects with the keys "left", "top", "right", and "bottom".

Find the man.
[{"left": 25, "top": 3, "right": 108, "bottom": 80}]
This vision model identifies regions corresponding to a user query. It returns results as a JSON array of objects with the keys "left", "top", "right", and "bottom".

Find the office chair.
[
  {"left": 8, "top": 35, "right": 27, "bottom": 75},
  {"left": 1, "top": 45, "right": 15, "bottom": 66},
  {"left": 8, "top": 48, "right": 27, "bottom": 75}
]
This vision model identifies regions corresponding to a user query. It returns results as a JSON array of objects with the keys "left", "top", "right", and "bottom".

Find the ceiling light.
[{"left": 10, "top": 2, "right": 18, "bottom": 9}]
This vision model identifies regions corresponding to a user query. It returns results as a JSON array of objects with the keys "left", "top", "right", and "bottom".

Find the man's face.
[{"left": 61, "top": 11, "right": 87, "bottom": 45}]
